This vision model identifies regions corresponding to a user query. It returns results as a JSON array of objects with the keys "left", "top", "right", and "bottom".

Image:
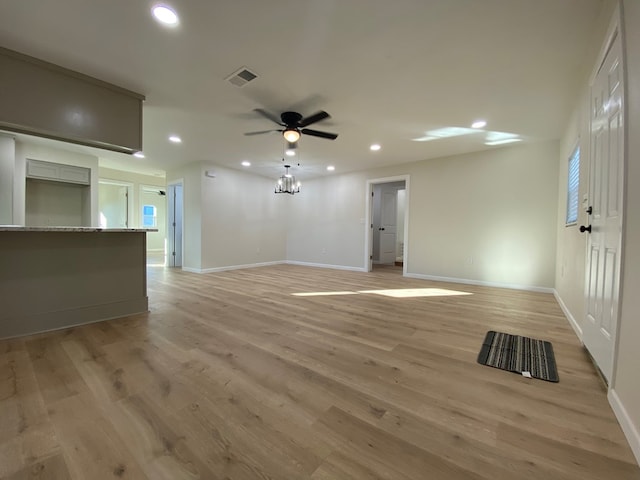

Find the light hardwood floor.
[{"left": 1, "top": 264, "right": 639, "bottom": 479}]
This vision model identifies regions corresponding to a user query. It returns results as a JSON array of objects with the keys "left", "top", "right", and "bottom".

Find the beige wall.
[
  {"left": 554, "top": 85, "right": 591, "bottom": 334},
  {"left": 554, "top": 0, "right": 616, "bottom": 336},
  {"left": 26, "top": 179, "right": 88, "bottom": 227},
  {"left": 613, "top": 0, "right": 640, "bottom": 463},
  {"left": 287, "top": 141, "right": 559, "bottom": 289}
]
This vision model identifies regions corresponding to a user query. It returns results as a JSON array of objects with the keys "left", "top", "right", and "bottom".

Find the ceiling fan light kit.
[
  {"left": 283, "top": 128, "right": 300, "bottom": 143},
  {"left": 245, "top": 109, "right": 338, "bottom": 142}
]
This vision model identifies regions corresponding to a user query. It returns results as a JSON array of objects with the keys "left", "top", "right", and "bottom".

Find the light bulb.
[{"left": 283, "top": 129, "right": 300, "bottom": 143}]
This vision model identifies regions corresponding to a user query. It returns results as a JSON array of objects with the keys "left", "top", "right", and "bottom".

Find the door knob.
[
  {"left": 580, "top": 225, "right": 592, "bottom": 233},
  {"left": 379, "top": 227, "right": 385, "bottom": 231}
]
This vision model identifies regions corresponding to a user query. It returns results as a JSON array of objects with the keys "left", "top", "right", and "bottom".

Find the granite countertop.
[{"left": 0, "top": 226, "right": 158, "bottom": 232}]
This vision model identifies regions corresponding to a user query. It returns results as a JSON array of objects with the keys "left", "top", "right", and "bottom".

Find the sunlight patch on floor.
[
  {"left": 292, "top": 291, "right": 359, "bottom": 297},
  {"left": 358, "top": 288, "right": 473, "bottom": 298}
]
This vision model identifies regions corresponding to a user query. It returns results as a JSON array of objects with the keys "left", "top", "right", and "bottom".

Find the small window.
[
  {"left": 566, "top": 146, "right": 580, "bottom": 225},
  {"left": 142, "top": 205, "right": 157, "bottom": 227}
]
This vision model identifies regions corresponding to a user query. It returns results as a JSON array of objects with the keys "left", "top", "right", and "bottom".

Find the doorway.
[
  {"left": 365, "top": 176, "right": 410, "bottom": 273},
  {"left": 98, "top": 180, "right": 133, "bottom": 229},
  {"left": 141, "top": 185, "right": 167, "bottom": 266},
  {"left": 167, "top": 181, "right": 184, "bottom": 268}
]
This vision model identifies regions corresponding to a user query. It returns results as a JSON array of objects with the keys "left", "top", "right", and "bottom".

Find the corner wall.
[
  {"left": 166, "top": 162, "right": 287, "bottom": 272},
  {"left": 554, "top": 0, "right": 616, "bottom": 339}
]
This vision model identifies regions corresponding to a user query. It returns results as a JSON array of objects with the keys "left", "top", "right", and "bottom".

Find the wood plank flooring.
[{"left": 1, "top": 264, "right": 639, "bottom": 479}]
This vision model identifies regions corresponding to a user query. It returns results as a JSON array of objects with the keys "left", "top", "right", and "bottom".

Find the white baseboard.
[
  {"left": 553, "top": 289, "right": 583, "bottom": 340},
  {"left": 181, "top": 266, "right": 201, "bottom": 273},
  {"left": 286, "top": 261, "right": 367, "bottom": 272},
  {"left": 403, "top": 272, "right": 554, "bottom": 293},
  {"left": 609, "top": 389, "right": 640, "bottom": 467},
  {"left": 197, "top": 261, "right": 285, "bottom": 274}
]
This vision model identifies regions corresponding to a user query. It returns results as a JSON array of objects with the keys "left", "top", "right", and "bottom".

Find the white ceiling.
[{"left": 0, "top": 0, "right": 604, "bottom": 180}]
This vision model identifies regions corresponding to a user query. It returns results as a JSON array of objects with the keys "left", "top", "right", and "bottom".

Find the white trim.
[
  {"left": 191, "top": 261, "right": 286, "bottom": 274},
  {"left": 182, "top": 260, "right": 366, "bottom": 274},
  {"left": 553, "top": 289, "right": 583, "bottom": 340},
  {"left": 286, "top": 260, "right": 367, "bottom": 272},
  {"left": 181, "top": 266, "right": 201, "bottom": 273},
  {"left": 608, "top": 389, "right": 640, "bottom": 467},
  {"left": 404, "top": 272, "right": 554, "bottom": 293}
]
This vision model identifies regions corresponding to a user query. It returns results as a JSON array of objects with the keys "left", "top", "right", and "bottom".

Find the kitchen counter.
[
  {"left": 0, "top": 227, "right": 155, "bottom": 338},
  {"left": 0, "top": 225, "right": 157, "bottom": 232}
]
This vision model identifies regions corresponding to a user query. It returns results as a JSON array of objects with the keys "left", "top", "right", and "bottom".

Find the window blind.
[{"left": 566, "top": 146, "right": 580, "bottom": 225}]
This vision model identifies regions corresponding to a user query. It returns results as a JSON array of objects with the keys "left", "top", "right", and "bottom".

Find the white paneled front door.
[{"left": 583, "top": 24, "right": 624, "bottom": 384}]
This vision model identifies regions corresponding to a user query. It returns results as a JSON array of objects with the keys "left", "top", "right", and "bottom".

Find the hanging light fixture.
[{"left": 275, "top": 164, "right": 301, "bottom": 195}]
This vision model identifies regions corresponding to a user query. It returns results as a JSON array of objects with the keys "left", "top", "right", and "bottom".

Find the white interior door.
[
  {"left": 98, "top": 182, "right": 129, "bottom": 228},
  {"left": 117, "top": 186, "right": 129, "bottom": 228},
  {"left": 379, "top": 187, "right": 398, "bottom": 265},
  {"left": 583, "top": 27, "right": 624, "bottom": 383}
]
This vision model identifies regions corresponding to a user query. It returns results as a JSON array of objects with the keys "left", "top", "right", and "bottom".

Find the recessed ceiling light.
[
  {"left": 169, "top": 135, "right": 182, "bottom": 143},
  {"left": 241, "top": 160, "right": 251, "bottom": 167},
  {"left": 134, "top": 151, "right": 145, "bottom": 158},
  {"left": 285, "top": 149, "right": 296, "bottom": 157},
  {"left": 327, "top": 165, "right": 335, "bottom": 171},
  {"left": 472, "top": 120, "right": 487, "bottom": 129},
  {"left": 370, "top": 144, "right": 381, "bottom": 151},
  {"left": 152, "top": 4, "right": 179, "bottom": 26}
]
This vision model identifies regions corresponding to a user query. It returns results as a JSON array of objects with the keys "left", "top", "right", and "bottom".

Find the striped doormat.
[{"left": 477, "top": 331, "right": 559, "bottom": 382}]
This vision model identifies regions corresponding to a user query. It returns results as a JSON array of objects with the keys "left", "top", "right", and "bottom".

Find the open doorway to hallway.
[
  {"left": 141, "top": 185, "right": 167, "bottom": 267},
  {"left": 365, "top": 176, "right": 409, "bottom": 274}
]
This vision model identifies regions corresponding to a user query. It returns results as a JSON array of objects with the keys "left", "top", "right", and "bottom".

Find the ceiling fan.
[{"left": 244, "top": 109, "right": 338, "bottom": 142}]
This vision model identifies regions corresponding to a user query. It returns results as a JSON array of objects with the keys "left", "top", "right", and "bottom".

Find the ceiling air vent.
[{"left": 225, "top": 66, "right": 258, "bottom": 87}]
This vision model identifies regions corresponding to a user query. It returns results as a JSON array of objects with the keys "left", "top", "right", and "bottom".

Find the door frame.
[
  {"left": 585, "top": 4, "right": 626, "bottom": 387},
  {"left": 167, "top": 179, "right": 184, "bottom": 268},
  {"left": 364, "top": 175, "right": 410, "bottom": 274}
]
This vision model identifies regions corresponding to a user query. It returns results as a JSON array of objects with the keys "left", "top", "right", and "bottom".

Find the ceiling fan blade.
[
  {"left": 301, "top": 128, "right": 338, "bottom": 140},
  {"left": 244, "top": 129, "right": 280, "bottom": 136},
  {"left": 299, "top": 111, "right": 330, "bottom": 128},
  {"left": 253, "top": 108, "right": 284, "bottom": 125}
]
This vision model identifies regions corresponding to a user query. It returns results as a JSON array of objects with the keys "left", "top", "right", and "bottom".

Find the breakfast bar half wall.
[{"left": 0, "top": 226, "right": 155, "bottom": 338}]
